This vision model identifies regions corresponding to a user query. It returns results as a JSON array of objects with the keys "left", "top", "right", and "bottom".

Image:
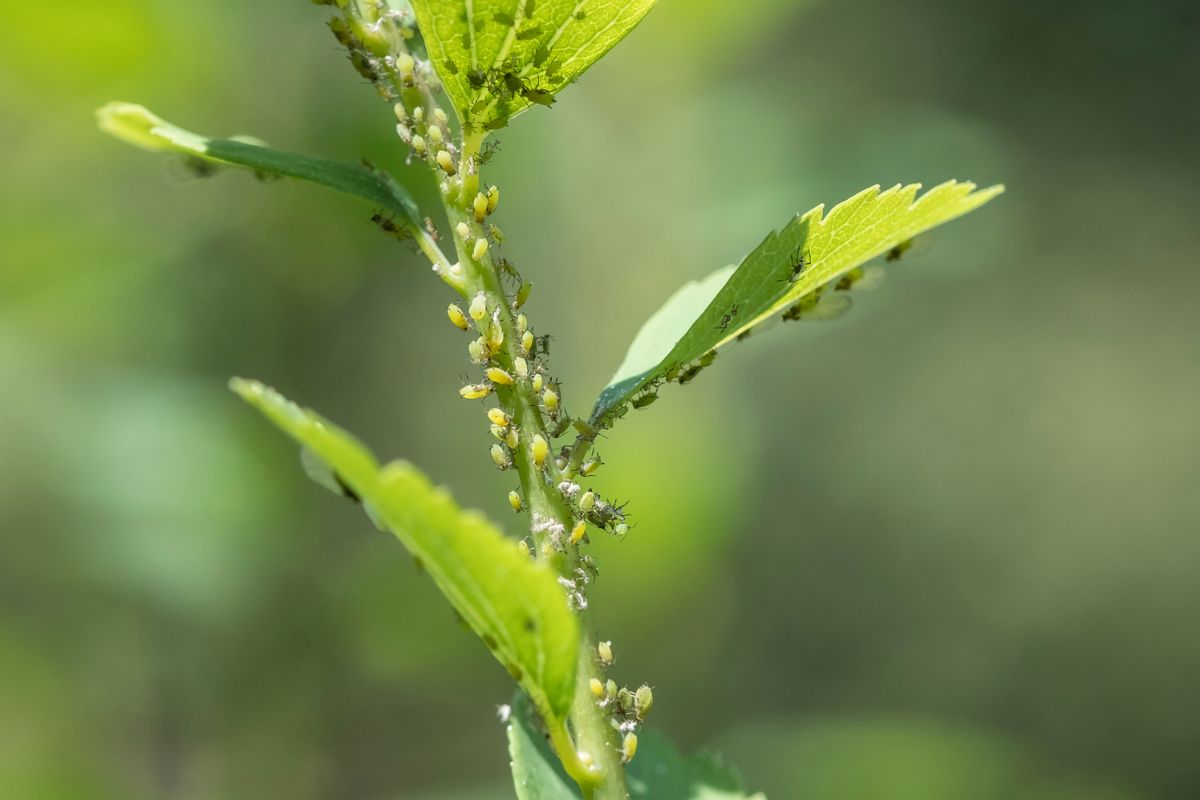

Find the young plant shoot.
[{"left": 97, "top": 1, "right": 1002, "bottom": 798}]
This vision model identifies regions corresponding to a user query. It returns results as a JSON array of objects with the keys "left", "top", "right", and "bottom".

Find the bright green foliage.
[
  {"left": 412, "top": 0, "right": 656, "bottom": 130},
  {"left": 591, "top": 181, "right": 1004, "bottom": 423},
  {"left": 229, "top": 379, "right": 581, "bottom": 726},
  {"left": 508, "top": 692, "right": 764, "bottom": 799},
  {"left": 96, "top": 103, "right": 421, "bottom": 228}
]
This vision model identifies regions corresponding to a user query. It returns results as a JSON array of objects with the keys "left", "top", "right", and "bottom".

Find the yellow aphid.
[
  {"left": 621, "top": 733, "right": 638, "bottom": 764},
  {"left": 505, "top": 427, "right": 520, "bottom": 449},
  {"left": 513, "top": 357, "right": 529, "bottom": 379},
  {"left": 460, "top": 383, "right": 492, "bottom": 400},
  {"left": 488, "top": 319, "right": 505, "bottom": 349},
  {"left": 436, "top": 150, "right": 456, "bottom": 175},
  {"left": 514, "top": 281, "right": 532, "bottom": 309},
  {"left": 486, "top": 367, "right": 514, "bottom": 386},
  {"left": 411, "top": 134, "right": 426, "bottom": 154},
  {"left": 447, "top": 303, "right": 469, "bottom": 331},
  {"left": 613, "top": 523, "right": 629, "bottom": 539},
  {"left": 555, "top": 456, "right": 568, "bottom": 471},
  {"left": 393, "top": 103, "right": 408, "bottom": 123},
  {"left": 522, "top": 330, "right": 535, "bottom": 356},
  {"left": 517, "top": 539, "right": 531, "bottom": 557},
  {"left": 570, "top": 520, "right": 587, "bottom": 545},
  {"left": 489, "top": 424, "right": 505, "bottom": 440},
  {"left": 487, "top": 408, "right": 510, "bottom": 427},
  {"left": 589, "top": 678, "right": 605, "bottom": 699},
  {"left": 531, "top": 373, "right": 544, "bottom": 394},
  {"left": 605, "top": 679, "right": 617, "bottom": 701},
  {"left": 597, "top": 640, "right": 613, "bottom": 666},
  {"left": 428, "top": 125, "right": 443, "bottom": 145},
  {"left": 578, "top": 491, "right": 595, "bottom": 512},
  {"left": 473, "top": 192, "right": 489, "bottom": 224},
  {"left": 540, "top": 542, "right": 554, "bottom": 558},
  {"left": 433, "top": 108, "right": 448, "bottom": 125},
  {"left": 542, "top": 388, "right": 559, "bottom": 412},
  {"left": 508, "top": 490, "right": 523, "bottom": 512},
  {"left": 456, "top": 221, "right": 471, "bottom": 240},
  {"left": 517, "top": 314, "right": 528, "bottom": 334},
  {"left": 473, "top": 237, "right": 489, "bottom": 260},
  {"left": 395, "top": 52, "right": 415, "bottom": 82},
  {"left": 581, "top": 459, "right": 600, "bottom": 477},
  {"left": 531, "top": 434, "right": 549, "bottom": 468},
  {"left": 469, "top": 293, "right": 488, "bottom": 320},
  {"left": 490, "top": 444, "right": 510, "bottom": 470},
  {"left": 412, "top": 106, "right": 425, "bottom": 123},
  {"left": 486, "top": 185, "right": 500, "bottom": 214},
  {"left": 634, "top": 685, "right": 654, "bottom": 720},
  {"left": 467, "top": 338, "right": 485, "bottom": 364}
]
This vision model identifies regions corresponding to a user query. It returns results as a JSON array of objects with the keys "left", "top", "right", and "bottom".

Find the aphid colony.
[{"left": 587, "top": 640, "right": 653, "bottom": 764}]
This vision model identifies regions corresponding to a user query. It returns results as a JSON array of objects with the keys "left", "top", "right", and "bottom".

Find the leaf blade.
[
  {"left": 412, "top": 0, "right": 656, "bottom": 130},
  {"left": 591, "top": 181, "right": 1004, "bottom": 423},
  {"left": 97, "top": 103, "right": 421, "bottom": 227},
  {"left": 230, "top": 379, "right": 580, "bottom": 724}
]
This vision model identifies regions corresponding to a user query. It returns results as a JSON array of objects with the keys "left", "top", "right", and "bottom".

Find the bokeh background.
[{"left": 2, "top": 0, "right": 1198, "bottom": 798}]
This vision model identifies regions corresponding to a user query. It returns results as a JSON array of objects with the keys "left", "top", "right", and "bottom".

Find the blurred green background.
[{"left": 2, "top": 0, "right": 1198, "bottom": 798}]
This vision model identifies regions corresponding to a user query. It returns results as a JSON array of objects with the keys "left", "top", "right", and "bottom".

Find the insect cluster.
[{"left": 587, "top": 640, "right": 653, "bottom": 765}]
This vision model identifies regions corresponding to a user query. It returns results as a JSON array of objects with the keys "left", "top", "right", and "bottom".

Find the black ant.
[
  {"left": 371, "top": 211, "right": 409, "bottom": 240},
  {"left": 782, "top": 246, "right": 811, "bottom": 283},
  {"left": 717, "top": 304, "right": 740, "bottom": 332}
]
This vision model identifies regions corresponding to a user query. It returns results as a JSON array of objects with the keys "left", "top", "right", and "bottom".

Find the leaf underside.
[
  {"left": 591, "top": 180, "right": 1005, "bottom": 424},
  {"left": 412, "top": 0, "right": 656, "bottom": 130},
  {"left": 230, "top": 379, "right": 579, "bottom": 726},
  {"left": 508, "top": 692, "right": 765, "bottom": 800},
  {"left": 96, "top": 103, "right": 421, "bottom": 228}
]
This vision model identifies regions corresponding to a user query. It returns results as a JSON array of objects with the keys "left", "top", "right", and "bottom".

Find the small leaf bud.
[
  {"left": 531, "top": 434, "right": 549, "bottom": 468},
  {"left": 486, "top": 367, "right": 514, "bottom": 385},
  {"left": 447, "top": 303, "right": 469, "bottom": 330},
  {"left": 469, "top": 293, "right": 488, "bottom": 320},
  {"left": 460, "top": 383, "right": 492, "bottom": 400}
]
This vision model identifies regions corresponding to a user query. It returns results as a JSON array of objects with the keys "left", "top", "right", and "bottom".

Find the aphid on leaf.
[
  {"left": 508, "top": 490, "right": 523, "bottom": 512},
  {"left": 590, "top": 678, "right": 606, "bottom": 699},
  {"left": 447, "top": 303, "right": 469, "bottom": 331},
  {"left": 631, "top": 390, "right": 658, "bottom": 410},
  {"left": 597, "top": 640, "right": 614, "bottom": 666},
  {"left": 460, "top": 383, "right": 492, "bottom": 400},
  {"left": 634, "top": 685, "right": 654, "bottom": 720},
  {"left": 570, "top": 520, "right": 587, "bottom": 545},
  {"left": 490, "top": 444, "right": 511, "bottom": 470},
  {"left": 486, "top": 367, "right": 514, "bottom": 385},
  {"left": 469, "top": 293, "right": 488, "bottom": 321},
  {"left": 531, "top": 434, "right": 549, "bottom": 468},
  {"left": 782, "top": 246, "right": 812, "bottom": 283},
  {"left": 622, "top": 733, "right": 639, "bottom": 764},
  {"left": 487, "top": 408, "right": 510, "bottom": 428},
  {"left": 717, "top": 304, "right": 740, "bottom": 332}
]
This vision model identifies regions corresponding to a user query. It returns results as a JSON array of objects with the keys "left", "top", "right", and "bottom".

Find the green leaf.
[
  {"left": 508, "top": 692, "right": 582, "bottom": 800},
  {"left": 412, "top": 0, "right": 656, "bottom": 130},
  {"left": 230, "top": 378, "right": 580, "bottom": 725},
  {"left": 508, "top": 693, "right": 763, "bottom": 800},
  {"left": 591, "top": 181, "right": 1004, "bottom": 423},
  {"left": 96, "top": 102, "right": 421, "bottom": 228},
  {"left": 627, "top": 731, "right": 766, "bottom": 800}
]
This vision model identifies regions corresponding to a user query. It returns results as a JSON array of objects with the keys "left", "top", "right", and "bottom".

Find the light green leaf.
[
  {"left": 591, "top": 181, "right": 1004, "bottom": 423},
  {"left": 508, "top": 692, "right": 582, "bottom": 800},
  {"left": 412, "top": 0, "right": 656, "bottom": 130},
  {"left": 97, "top": 102, "right": 421, "bottom": 228},
  {"left": 508, "top": 693, "right": 764, "bottom": 800},
  {"left": 230, "top": 378, "right": 580, "bottom": 725}
]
